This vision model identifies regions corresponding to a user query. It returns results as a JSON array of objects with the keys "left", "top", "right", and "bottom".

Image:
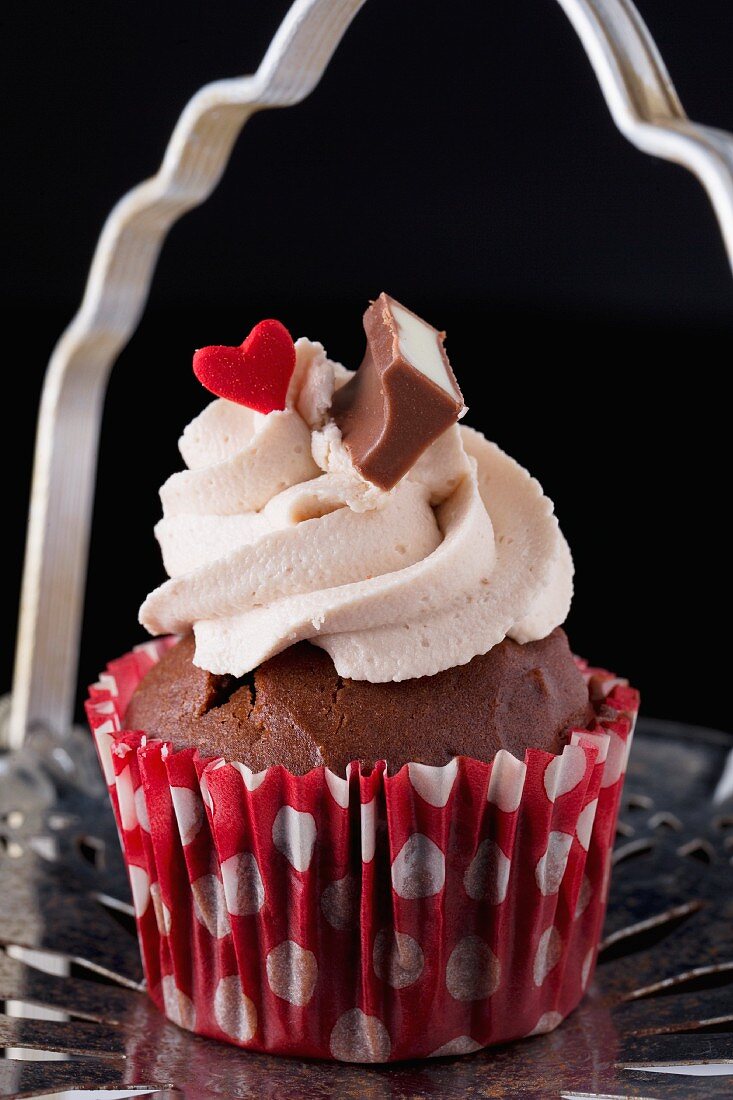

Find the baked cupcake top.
[
  {"left": 125, "top": 628, "right": 593, "bottom": 775},
  {"left": 139, "top": 294, "right": 573, "bottom": 684}
]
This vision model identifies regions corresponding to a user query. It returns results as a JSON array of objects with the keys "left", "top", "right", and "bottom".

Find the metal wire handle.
[{"left": 7, "top": 0, "right": 733, "bottom": 749}]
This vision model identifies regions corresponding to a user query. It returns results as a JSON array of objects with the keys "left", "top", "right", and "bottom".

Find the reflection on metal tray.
[{"left": 0, "top": 718, "right": 732, "bottom": 1099}]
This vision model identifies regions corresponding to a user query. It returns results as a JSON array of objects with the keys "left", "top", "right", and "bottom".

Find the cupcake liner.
[{"left": 86, "top": 640, "right": 638, "bottom": 1062}]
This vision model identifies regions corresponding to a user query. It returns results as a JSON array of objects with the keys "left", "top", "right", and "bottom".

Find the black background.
[{"left": 2, "top": 2, "right": 731, "bottom": 729}]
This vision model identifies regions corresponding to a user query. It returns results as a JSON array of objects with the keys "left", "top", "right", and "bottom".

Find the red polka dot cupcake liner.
[{"left": 86, "top": 640, "right": 639, "bottom": 1062}]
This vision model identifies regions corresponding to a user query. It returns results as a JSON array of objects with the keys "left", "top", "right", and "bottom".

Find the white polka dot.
[
  {"left": 430, "top": 1035, "right": 481, "bottom": 1057},
  {"left": 533, "top": 926, "right": 563, "bottom": 987},
  {"left": 408, "top": 758, "right": 458, "bottom": 807},
  {"left": 573, "top": 728, "right": 608, "bottom": 764},
  {"left": 214, "top": 974, "right": 257, "bottom": 1042},
  {"left": 535, "top": 831, "right": 574, "bottom": 896},
  {"left": 161, "top": 975, "right": 196, "bottom": 1030},
  {"left": 149, "top": 881, "right": 162, "bottom": 924},
  {"left": 582, "top": 947, "right": 595, "bottom": 989},
  {"left": 200, "top": 775, "right": 213, "bottom": 812},
  {"left": 446, "top": 936, "right": 501, "bottom": 1001},
  {"left": 373, "top": 930, "right": 424, "bottom": 988},
  {"left": 528, "top": 1010, "right": 563, "bottom": 1036},
  {"left": 601, "top": 730, "right": 628, "bottom": 788},
  {"left": 391, "top": 834, "right": 445, "bottom": 899},
  {"left": 576, "top": 799, "right": 598, "bottom": 850},
  {"left": 325, "top": 768, "right": 350, "bottom": 808},
  {"left": 192, "top": 874, "right": 231, "bottom": 938},
  {"left": 574, "top": 874, "right": 593, "bottom": 918},
  {"left": 487, "top": 750, "right": 526, "bottom": 811},
  {"left": 171, "top": 786, "right": 205, "bottom": 846},
  {"left": 361, "top": 799, "right": 376, "bottom": 863},
  {"left": 117, "top": 767, "right": 137, "bottom": 832},
  {"left": 135, "top": 640, "right": 165, "bottom": 664},
  {"left": 150, "top": 882, "right": 171, "bottom": 935},
  {"left": 321, "top": 875, "right": 358, "bottom": 930},
  {"left": 329, "top": 1008, "right": 391, "bottom": 1062},
  {"left": 221, "top": 852, "right": 265, "bottom": 916},
  {"left": 231, "top": 760, "right": 267, "bottom": 792},
  {"left": 129, "top": 865, "right": 150, "bottom": 917},
  {"left": 92, "top": 697, "right": 116, "bottom": 714},
  {"left": 272, "top": 805, "right": 317, "bottom": 872},
  {"left": 544, "top": 744, "right": 586, "bottom": 802},
  {"left": 93, "top": 721, "right": 116, "bottom": 786},
  {"left": 134, "top": 785, "right": 150, "bottom": 832},
  {"left": 591, "top": 674, "right": 627, "bottom": 702},
  {"left": 464, "top": 839, "right": 511, "bottom": 904},
  {"left": 266, "top": 941, "right": 318, "bottom": 1006}
]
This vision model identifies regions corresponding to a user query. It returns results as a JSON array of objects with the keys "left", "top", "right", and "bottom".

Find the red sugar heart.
[{"left": 193, "top": 319, "right": 296, "bottom": 414}]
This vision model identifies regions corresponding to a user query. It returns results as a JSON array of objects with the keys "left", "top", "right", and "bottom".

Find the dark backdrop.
[{"left": 2, "top": 1, "right": 731, "bottom": 729}]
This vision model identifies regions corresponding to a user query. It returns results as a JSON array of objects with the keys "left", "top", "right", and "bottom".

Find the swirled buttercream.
[{"left": 140, "top": 338, "right": 573, "bottom": 680}]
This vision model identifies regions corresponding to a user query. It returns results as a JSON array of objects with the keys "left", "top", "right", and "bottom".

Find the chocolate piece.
[
  {"left": 332, "top": 293, "right": 464, "bottom": 490},
  {"left": 125, "top": 629, "right": 594, "bottom": 776}
]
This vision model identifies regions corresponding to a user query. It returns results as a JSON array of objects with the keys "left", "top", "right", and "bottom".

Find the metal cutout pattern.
[{"left": 1, "top": 719, "right": 731, "bottom": 1098}]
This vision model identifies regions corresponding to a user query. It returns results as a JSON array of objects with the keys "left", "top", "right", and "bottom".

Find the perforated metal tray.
[{"left": 1, "top": 718, "right": 731, "bottom": 1098}]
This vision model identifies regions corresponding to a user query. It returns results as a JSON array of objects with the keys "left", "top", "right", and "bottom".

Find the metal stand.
[
  {"left": 6, "top": 0, "right": 733, "bottom": 751},
  {"left": 0, "top": 720, "right": 731, "bottom": 1097}
]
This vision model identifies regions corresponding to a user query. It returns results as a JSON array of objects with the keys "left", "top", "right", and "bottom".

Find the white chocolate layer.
[{"left": 391, "top": 301, "right": 455, "bottom": 397}]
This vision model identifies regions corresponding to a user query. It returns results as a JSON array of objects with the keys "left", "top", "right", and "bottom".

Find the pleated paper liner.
[{"left": 87, "top": 640, "right": 638, "bottom": 1062}]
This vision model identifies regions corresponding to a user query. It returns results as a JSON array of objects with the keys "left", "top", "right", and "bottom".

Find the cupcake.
[{"left": 87, "top": 294, "right": 638, "bottom": 1062}]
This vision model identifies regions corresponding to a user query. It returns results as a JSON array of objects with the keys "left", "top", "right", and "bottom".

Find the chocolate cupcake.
[
  {"left": 88, "top": 296, "right": 638, "bottom": 1061},
  {"left": 126, "top": 629, "right": 594, "bottom": 774}
]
